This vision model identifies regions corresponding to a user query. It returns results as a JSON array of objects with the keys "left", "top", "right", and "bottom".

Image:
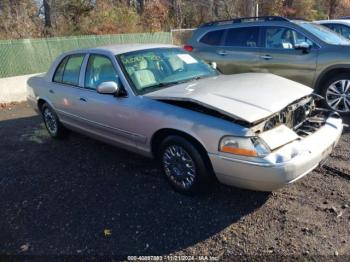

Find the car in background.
[
  {"left": 27, "top": 44, "right": 343, "bottom": 194},
  {"left": 186, "top": 16, "right": 350, "bottom": 114},
  {"left": 315, "top": 19, "right": 350, "bottom": 39}
]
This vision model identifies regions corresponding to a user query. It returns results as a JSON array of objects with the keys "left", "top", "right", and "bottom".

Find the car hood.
[{"left": 145, "top": 73, "right": 313, "bottom": 123}]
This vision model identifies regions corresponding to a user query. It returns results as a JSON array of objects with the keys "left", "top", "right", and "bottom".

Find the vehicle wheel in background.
[
  {"left": 41, "top": 103, "right": 67, "bottom": 138},
  {"left": 159, "top": 135, "right": 213, "bottom": 194},
  {"left": 320, "top": 73, "right": 350, "bottom": 115}
]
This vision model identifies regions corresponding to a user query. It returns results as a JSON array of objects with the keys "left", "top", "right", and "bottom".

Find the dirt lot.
[{"left": 0, "top": 102, "right": 349, "bottom": 259}]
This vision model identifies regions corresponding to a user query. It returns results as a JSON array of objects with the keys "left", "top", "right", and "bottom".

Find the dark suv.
[{"left": 186, "top": 16, "right": 350, "bottom": 114}]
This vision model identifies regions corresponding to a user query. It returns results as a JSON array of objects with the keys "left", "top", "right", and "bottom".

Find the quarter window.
[
  {"left": 53, "top": 57, "right": 68, "bottom": 83},
  {"left": 224, "top": 27, "right": 259, "bottom": 47},
  {"left": 200, "top": 30, "right": 225, "bottom": 46},
  {"left": 263, "top": 27, "right": 314, "bottom": 49},
  {"left": 85, "top": 55, "right": 118, "bottom": 90}
]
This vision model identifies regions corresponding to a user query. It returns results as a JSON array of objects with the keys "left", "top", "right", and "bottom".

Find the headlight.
[{"left": 219, "top": 136, "right": 270, "bottom": 157}]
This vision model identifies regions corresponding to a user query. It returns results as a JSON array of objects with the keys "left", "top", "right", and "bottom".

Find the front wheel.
[
  {"left": 41, "top": 103, "right": 67, "bottom": 138},
  {"left": 320, "top": 74, "right": 350, "bottom": 115},
  {"left": 159, "top": 135, "right": 213, "bottom": 194}
]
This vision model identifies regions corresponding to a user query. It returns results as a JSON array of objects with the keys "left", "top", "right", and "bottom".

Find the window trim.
[{"left": 52, "top": 54, "right": 86, "bottom": 87}]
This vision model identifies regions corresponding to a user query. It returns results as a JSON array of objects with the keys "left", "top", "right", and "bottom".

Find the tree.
[
  {"left": 43, "top": 0, "right": 52, "bottom": 36},
  {"left": 141, "top": 0, "right": 169, "bottom": 31},
  {"left": 1, "top": 0, "right": 350, "bottom": 40},
  {"left": 0, "top": 0, "right": 41, "bottom": 39},
  {"left": 244, "top": 0, "right": 258, "bottom": 17},
  {"left": 88, "top": 0, "right": 140, "bottom": 34},
  {"left": 319, "top": 0, "right": 350, "bottom": 19}
]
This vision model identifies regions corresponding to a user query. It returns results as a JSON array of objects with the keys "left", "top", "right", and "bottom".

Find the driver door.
[
  {"left": 259, "top": 26, "right": 318, "bottom": 87},
  {"left": 74, "top": 54, "right": 140, "bottom": 148}
]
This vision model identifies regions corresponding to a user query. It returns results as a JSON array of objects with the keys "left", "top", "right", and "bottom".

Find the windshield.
[
  {"left": 117, "top": 48, "right": 218, "bottom": 94},
  {"left": 298, "top": 22, "right": 350, "bottom": 45}
]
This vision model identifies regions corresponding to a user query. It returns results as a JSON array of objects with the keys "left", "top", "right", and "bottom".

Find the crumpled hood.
[{"left": 145, "top": 73, "right": 313, "bottom": 123}]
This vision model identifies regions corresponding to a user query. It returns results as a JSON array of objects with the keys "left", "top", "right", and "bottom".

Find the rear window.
[
  {"left": 224, "top": 27, "right": 259, "bottom": 47},
  {"left": 199, "top": 30, "right": 225, "bottom": 46}
]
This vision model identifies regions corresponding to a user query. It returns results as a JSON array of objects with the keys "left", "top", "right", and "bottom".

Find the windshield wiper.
[
  {"left": 146, "top": 81, "right": 178, "bottom": 90},
  {"left": 192, "top": 75, "right": 207, "bottom": 81},
  {"left": 145, "top": 76, "right": 210, "bottom": 93}
]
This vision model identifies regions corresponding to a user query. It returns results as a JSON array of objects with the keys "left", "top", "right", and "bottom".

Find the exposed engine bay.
[
  {"left": 250, "top": 94, "right": 336, "bottom": 137},
  {"left": 159, "top": 94, "right": 338, "bottom": 138}
]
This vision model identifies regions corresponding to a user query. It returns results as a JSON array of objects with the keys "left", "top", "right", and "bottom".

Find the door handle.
[
  {"left": 79, "top": 97, "right": 87, "bottom": 102},
  {"left": 217, "top": 50, "right": 227, "bottom": 56},
  {"left": 49, "top": 89, "right": 54, "bottom": 94},
  {"left": 260, "top": 54, "right": 273, "bottom": 60}
]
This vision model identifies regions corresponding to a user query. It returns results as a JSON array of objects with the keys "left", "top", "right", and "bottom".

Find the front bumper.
[{"left": 209, "top": 116, "right": 343, "bottom": 191}]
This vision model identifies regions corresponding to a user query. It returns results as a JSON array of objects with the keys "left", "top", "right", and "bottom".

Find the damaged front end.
[
  {"left": 250, "top": 94, "right": 340, "bottom": 137},
  {"left": 158, "top": 94, "right": 341, "bottom": 153}
]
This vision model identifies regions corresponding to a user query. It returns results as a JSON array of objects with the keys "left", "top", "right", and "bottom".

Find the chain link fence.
[{"left": 0, "top": 32, "right": 172, "bottom": 78}]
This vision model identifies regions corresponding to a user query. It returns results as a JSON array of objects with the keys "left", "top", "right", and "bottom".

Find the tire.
[
  {"left": 158, "top": 135, "right": 213, "bottom": 194},
  {"left": 319, "top": 73, "right": 350, "bottom": 115},
  {"left": 41, "top": 103, "right": 67, "bottom": 138}
]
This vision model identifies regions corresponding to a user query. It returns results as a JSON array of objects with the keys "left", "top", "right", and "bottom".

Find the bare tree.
[
  {"left": 43, "top": 0, "right": 52, "bottom": 36},
  {"left": 245, "top": 0, "right": 257, "bottom": 16},
  {"left": 324, "top": 0, "right": 341, "bottom": 18},
  {"left": 0, "top": 0, "right": 41, "bottom": 39}
]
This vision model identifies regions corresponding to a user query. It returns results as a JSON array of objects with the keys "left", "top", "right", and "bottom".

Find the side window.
[
  {"left": 264, "top": 27, "right": 314, "bottom": 49},
  {"left": 199, "top": 30, "right": 225, "bottom": 46},
  {"left": 323, "top": 24, "right": 335, "bottom": 30},
  {"left": 224, "top": 27, "right": 259, "bottom": 47},
  {"left": 339, "top": 25, "right": 350, "bottom": 38},
  {"left": 61, "top": 55, "right": 85, "bottom": 86},
  {"left": 85, "top": 55, "right": 118, "bottom": 90},
  {"left": 332, "top": 24, "right": 350, "bottom": 38},
  {"left": 53, "top": 57, "right": 68, "bottom": 83}
]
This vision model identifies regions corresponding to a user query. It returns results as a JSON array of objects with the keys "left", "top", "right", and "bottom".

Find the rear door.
[
  {"left": 217, "top": 26, "right": 262, "bottom": 74},
  {"left": 49, "top": 54, "right": 86, "bottom": 125},
  {"left": 193, "top": 26, "right": 262, "bottom": 74},
  {"left": 259, "top": 26, "right": 318, "bottom": 87}
]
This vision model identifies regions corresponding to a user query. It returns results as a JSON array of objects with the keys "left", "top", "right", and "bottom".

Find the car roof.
[
  {"left": 194, "top": 19, "right": 314, "bottom": 34},
  {"left": 191, "top": 19, "right": 312, "bottom": 40},
  {"left": 72, "top": 44, "right": 177, "bottom": 55},
  {"left": 316, "top": 19, "right": 350, "bottom": 25}
]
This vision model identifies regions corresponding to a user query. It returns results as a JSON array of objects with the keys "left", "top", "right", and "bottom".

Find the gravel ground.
[{"left": 0, "top": 102, "right": 349, "bottom": 260}]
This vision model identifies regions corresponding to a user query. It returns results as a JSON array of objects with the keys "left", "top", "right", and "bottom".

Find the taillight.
[{"left": 183, "top": 45, "right": 193, "bottom": 52}]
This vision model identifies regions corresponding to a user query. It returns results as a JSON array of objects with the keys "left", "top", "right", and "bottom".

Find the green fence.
[{"left": 0, "top": 32, "right": 172, "bottom": 78}]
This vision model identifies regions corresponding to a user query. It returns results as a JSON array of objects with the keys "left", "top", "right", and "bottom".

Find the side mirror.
[
  {"left": 209, "top": 61, "right": 217, "bottom": 69},
  {"left": 96, "top": 81, "right": 121, "bottom": 96},
  {"left": 294, "top": 42, "right": 311, "bottom": 53}
]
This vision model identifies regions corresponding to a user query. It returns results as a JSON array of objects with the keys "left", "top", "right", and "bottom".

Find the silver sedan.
[{"left": 27, "top": 44, "right": 343, "bottom": 194}]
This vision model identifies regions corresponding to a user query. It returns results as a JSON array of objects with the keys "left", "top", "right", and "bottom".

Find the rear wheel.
[
  {"left": 159, "top": 135, "right": 213, "bottom": 194},
  {"left": 320, "top": 74, "right": 350, "bottom": 115},
  {"left": 41, "top": 103, "right": 67, "bottom": 138}
]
